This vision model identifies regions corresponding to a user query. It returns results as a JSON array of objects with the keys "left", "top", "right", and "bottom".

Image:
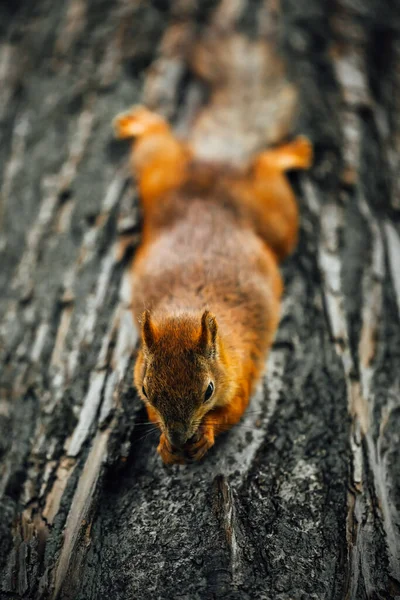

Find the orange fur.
[{"left": 114, "top": 105, "right": 312, "bottom": 464}]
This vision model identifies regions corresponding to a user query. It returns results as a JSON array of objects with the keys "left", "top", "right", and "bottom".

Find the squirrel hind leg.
[
  {"left": 253, "top": 136, "right": 313, "bottom": 175},
  {"left": 114, "top": 106, "right": 192, "bottom": 203},
  {"left": 113, "top": 105, "right": 169, "bottom": 140}
]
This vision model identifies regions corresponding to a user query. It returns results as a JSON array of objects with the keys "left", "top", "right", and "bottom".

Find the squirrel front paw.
[
  {"left": 157, "top": 433, "right": 186, "bottom": 465},
  {"left": 186, "top": 426, "right": 215, "bottom": 462}
]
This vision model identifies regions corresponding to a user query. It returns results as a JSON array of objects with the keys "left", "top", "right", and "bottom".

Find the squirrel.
[{"left": 113, "top": 105, "right": 312, "bottom": 465}]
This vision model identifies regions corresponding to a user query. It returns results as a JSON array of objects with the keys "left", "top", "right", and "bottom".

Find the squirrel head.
[{"left": 134, "top": 309, "right": 228, "bottom": 449}]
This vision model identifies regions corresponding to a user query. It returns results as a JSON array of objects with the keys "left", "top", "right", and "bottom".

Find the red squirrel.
[{"left": 113, "top": 106, "right": 312, "bottom": 464}]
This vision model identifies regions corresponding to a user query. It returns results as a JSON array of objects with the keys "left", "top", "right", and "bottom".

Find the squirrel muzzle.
[{"left": 166, "top": 422, "right": 192, "bottom": 449}]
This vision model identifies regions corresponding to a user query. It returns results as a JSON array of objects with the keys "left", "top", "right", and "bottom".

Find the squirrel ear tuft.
[
  {"left": 198, "top": 310, "right": 218, "bottom": 357},
  {"left": 141, "top": 310, "right": 156, "bottom": 352}
]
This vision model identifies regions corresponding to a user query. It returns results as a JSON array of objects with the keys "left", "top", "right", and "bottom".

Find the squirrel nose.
[{"left": 167, "top": 423, "right": 188, "bottom": 448}]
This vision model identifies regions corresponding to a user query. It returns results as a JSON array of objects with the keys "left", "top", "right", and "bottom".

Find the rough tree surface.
[{"left": 1, "top": 1, "right": 400, "bottom": 599}]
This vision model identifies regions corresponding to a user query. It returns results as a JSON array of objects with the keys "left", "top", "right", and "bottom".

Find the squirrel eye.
[
  {"left": 204, "top": 382, "right": 214, "bottom": 402},
  {"left": 142, "top": 385, "right": 148, "bottom": 398}
]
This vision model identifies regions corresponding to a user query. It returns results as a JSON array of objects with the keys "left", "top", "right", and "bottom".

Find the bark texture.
[{"left": 0, "top": 1, "right": 400, "bottom": 599}]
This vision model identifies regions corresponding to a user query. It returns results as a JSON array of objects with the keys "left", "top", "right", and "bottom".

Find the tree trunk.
[{"left": 1, "top": 1, "right": 400, "bottom": 599}]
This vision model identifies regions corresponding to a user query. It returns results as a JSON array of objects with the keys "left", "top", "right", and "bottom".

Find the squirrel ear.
[
  {"left": 141, "top": 310, "right": 156, "bottom": 352},
  {"left": 198, "top": 310, "right": 218, "bottom": 357}
]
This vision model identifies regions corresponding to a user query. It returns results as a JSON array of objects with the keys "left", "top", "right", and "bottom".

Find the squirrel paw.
[
  {"left": 157, "top": 433, "right": 185, "bottom": 465},
  {"left": 187, "top": 427, "right": 215, "bottom": 462},
  {"left": 254, "top": 135, "right": 313, "bottom": 174},
  {"left": 288, "top": 136, "right": 313, "bottom": 169},
  {"left": 113, "top": 105, "right": 167, "bottom": 140}
]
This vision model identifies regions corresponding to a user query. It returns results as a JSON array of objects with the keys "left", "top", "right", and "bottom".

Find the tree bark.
[{"left": 1, "top": 1, "right": 400, "bottom": 599}]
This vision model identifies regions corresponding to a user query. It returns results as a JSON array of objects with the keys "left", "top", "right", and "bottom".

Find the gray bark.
[{"left": 0, "top": 1, "right": 400, "bottom": 599}]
